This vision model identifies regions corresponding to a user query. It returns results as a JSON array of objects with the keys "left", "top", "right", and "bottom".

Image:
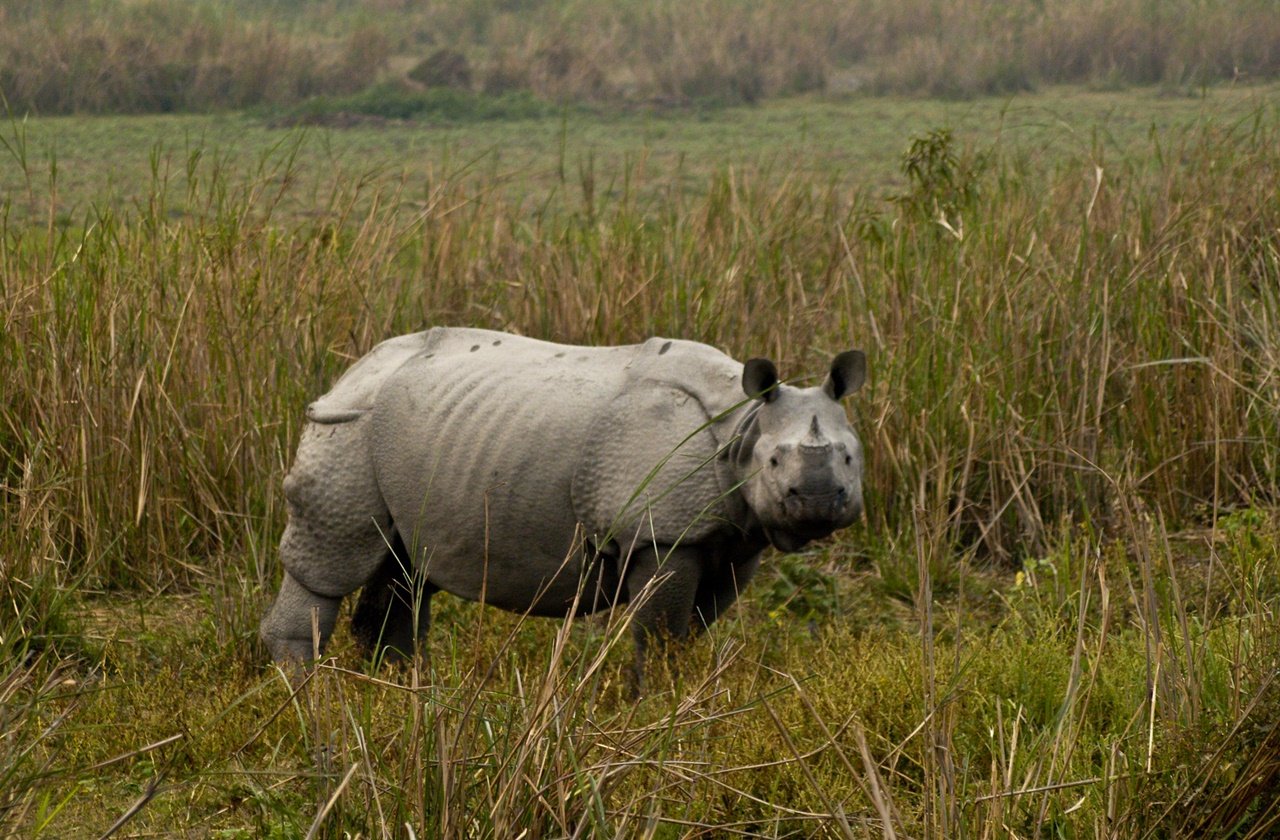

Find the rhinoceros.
[{"left": 260, "top": 327, "right": 866, "bottom": 680}]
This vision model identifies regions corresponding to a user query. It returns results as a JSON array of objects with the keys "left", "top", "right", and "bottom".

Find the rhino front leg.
[
  {"left": 623, "top": 545, "right": 703, "bottom": 693},
  {"left": 260, "top": 571, "right": 343, "bottom": 663},
  {"left": 692, "top": 553, "right": 761, "bottom": 632},
  {"left": 351, "top": 545, "right": 438, "bottom": 661}
]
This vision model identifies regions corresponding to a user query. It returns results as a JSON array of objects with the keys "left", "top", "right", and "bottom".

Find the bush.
[
  {"left": 278, "top": 83, "right": 553, "bottom": 125},
  {"left": 407, "top": 48, "right": 473, "bottom": 89}
]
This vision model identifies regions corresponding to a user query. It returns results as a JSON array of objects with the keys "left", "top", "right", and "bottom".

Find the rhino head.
[{"left": 730, "top": 351, "right": 867, "bottom": 552}]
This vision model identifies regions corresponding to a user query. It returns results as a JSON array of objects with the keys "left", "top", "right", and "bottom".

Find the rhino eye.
[
  {"left": 844, "top": 455, "right": 853, "bottom": 466},
  {"left": 769, "top": 456, "right": 779, "bottom": 468}
]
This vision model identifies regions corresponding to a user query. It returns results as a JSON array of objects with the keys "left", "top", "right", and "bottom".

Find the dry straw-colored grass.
[
  {"left": 4, "top": 0, "right": 1280, "bottom": 114},
  {"left": 2, "top": 110, "right": 1278, "bottom": 593},
  {"left": 2, "top": 106, "right": 1279, "bottom": 834}
]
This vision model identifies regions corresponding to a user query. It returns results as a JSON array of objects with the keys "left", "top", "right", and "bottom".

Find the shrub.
[{"left": 407, "top": 47, "right": 473, "bottom": 89}]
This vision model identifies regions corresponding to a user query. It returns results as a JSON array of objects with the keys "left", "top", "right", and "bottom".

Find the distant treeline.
[{"left": 3, "top": 0, "right": 1278, "bottom": 114}]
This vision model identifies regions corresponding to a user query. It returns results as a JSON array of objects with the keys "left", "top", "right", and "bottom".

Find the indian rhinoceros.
[{"left": 260, "top": 327, "right": 866, "bottom": 680}]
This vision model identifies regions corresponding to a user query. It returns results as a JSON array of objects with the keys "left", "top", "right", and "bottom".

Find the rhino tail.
[
  {"left": 305, "top": 330, "right": 442, "bottom": 425},
  {"left": 306, "top": 402, "right": 367, "bottom": 424}
]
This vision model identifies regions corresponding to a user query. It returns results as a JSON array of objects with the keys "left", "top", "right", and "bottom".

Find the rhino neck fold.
[
  {"left": 721, "top": 401, "right": 762, "bottom": 468},
  {"left": 714, "top": 401, "right": 762, "bottom": 536}
]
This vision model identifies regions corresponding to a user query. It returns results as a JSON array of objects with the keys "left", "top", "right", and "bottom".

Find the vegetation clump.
[
  {"left": 273, "top": 84, "right": 554, "bottom": 127},
  {"left": 407, "top": 48, "right": 473, "bottom": 90}
]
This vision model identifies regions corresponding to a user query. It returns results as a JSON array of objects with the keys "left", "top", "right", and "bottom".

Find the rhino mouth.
[
  {"left": 764, "top": 527, "right": 816, "bottom": 552},
  {"left": 761, "top": 489, "right": 860, "bottom": 552},
  {"left": 780, "top": 488, "right": 854, "bottom": 521},
  {"left": 763, "top": 521, "right": 839, "bottom": 552}
]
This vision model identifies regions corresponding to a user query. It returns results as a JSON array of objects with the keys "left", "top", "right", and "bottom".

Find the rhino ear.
[
  {"left": 823, "top": 350, "right": 866, "bottom": 400},
  {"left": 743, "top": 358, "right": 780, "bottom": 402}
]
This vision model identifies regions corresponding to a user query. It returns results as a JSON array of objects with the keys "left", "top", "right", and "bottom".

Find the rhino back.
[
  {"left": 306, "top": 327, "right": 537, "bottom": 423},
  {"left": 306, "top": 331, "right": 435, "bottom": 423},
  {"left": 369, "top": 334, "right": 635, "bottom": 611},
  {"left": 367, "top": 330, "right": 746, "bottom": 613}
]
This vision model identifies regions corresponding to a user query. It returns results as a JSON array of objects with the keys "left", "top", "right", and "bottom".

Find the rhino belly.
[{"left": 369, "top": 349, "right": 620, "bottom": 615}]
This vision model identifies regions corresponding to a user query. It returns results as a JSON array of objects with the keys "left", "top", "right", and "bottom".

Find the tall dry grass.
[
  {"left": 0, "top": 2, "right": 388, "bottom": 114},
  {"left": 2, "top": 112, "right": 1278, "bottom": 595},
  {"left": 2, "top": 108, "right": 1280, "bottom": 833},
  {"left": 4, "top": 0, "right": 1280, "bottom": 114}
]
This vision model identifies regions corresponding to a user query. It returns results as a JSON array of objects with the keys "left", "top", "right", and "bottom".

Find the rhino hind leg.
[{"left": 351, "top": 532, "right": 437, "bottom": 661}]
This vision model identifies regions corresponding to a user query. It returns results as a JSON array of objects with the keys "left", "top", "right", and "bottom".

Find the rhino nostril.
[
  {"left": 844, "top": 454, "right": 852, "bottom": 466},
  {"left": 787, "top": 486, "right": 799, "bottom": 497},
  {"left": 769, "top": 456, "right": 779, "bottom": 468}
]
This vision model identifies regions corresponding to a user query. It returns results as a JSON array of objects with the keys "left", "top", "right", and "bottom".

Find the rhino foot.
[{"left": 351, "top": 544, "right": 436, "bottom": 662}]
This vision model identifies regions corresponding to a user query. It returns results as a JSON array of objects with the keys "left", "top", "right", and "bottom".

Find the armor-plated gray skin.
[{"left": 260, "top": 327, "right": 866, "bottom": 683}]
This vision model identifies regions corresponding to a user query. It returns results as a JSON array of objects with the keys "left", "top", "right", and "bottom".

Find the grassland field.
[
  {"left": 5, "top": 84, "right": 1277, "bottom": 224},
  {"left": 2, "top": 82, "right": 1280, "bottom": 837}
]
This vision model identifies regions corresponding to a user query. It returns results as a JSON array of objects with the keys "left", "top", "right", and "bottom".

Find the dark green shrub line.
[{"left": 272, "top": 85, "right": 558, "bottom": 127}]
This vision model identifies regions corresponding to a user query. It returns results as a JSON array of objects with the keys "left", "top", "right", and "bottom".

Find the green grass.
[
  {"left": 4, "top": 82, "right": 1277, "bottom": 225},
  {"left": 16, "top": 522, "right": 1280, "bottom": 835},
  {"left": 3, "top": 85, "right": 1280, "bottom": 835}
]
